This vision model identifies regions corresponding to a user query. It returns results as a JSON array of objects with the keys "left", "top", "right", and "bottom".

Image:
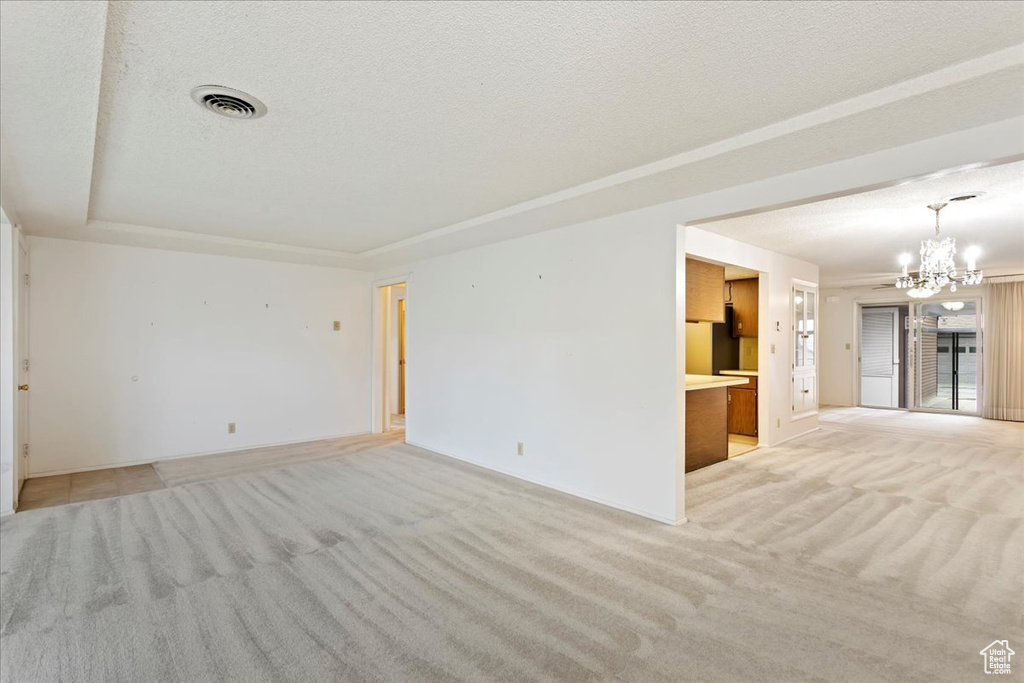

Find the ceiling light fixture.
[
  {"left": 941, "top": 301, "right": 965, "bottom": 312},
  {"left": 191, "top": 85, "right": 267, "bottom": 119},
  {"left": 894, "top": 201, "right": 983, "bottom": 298}
]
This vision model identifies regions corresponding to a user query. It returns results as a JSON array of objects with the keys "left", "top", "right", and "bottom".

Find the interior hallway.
[{"left": 1, "top": 407, "right": 1020, "bottom": 680}]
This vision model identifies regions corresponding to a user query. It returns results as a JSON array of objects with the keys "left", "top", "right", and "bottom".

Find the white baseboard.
[
  {"left": 406, "top": 439, "right": 680, "bottom": 526},
  {"left": 764, "top": 426, "right": 821, "bottom": 447},
  {"left": 27, "top": 430, "right": 372, "bottom": 478}
]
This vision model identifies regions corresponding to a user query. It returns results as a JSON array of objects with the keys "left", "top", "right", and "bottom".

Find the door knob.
[{"left": 18, "top": 384, "right": 28, "bottom": 391}]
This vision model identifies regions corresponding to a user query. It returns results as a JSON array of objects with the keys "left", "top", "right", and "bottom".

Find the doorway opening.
[
  {"left": 857, "top": 298, "right": 981, "bottom": 415},
  {"left": 683, "top": 257, "right": 764, "bottom": 469},
  {"left": 379, "top": 282, "right": 407, "bottom": 433},
  {"left": 859, "top": 304, "right": 909, "bottom": 409},
  {"left": 913, "top": 299, "right": 980, "bottom": 414}
]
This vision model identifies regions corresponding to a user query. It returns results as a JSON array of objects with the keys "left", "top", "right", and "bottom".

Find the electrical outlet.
[
  {"left": 517, "top": 442, "right": 524, "bottom": 456},
  {"left": 776, "top": 418, "right": 781, "bottom": 428},
  {"left": 845, "top": 342, "right": 851, "bottom": 350},
  {"left": 770, "top": 344, "right": 776, "bottom": 354},
  {"left": 228, "top": 422, "right": 236, "bottom": 434},
  {"left": 333, "top": 321, "right": 341, "bottom": 331}
]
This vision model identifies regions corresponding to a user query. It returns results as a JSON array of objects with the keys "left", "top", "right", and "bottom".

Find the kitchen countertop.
[
  {"left": 685, "top": 374, "right": 748, "bottom": 391},
  {"left": 719, "top": 370, "right": 759, "bottom": 377}
]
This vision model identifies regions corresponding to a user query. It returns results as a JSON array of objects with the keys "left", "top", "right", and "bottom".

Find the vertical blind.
[{"left": 862, "top": 308, "right": 896, "bottom": 377}]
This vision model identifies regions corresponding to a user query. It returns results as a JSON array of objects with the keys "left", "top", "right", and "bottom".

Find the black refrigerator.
[{"left": 711, "top": 306, "right": 740, "bottom": 375}]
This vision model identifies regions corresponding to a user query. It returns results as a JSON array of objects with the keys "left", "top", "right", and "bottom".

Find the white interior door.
[{"left": 861, "top": 307, "right": 899, "bottom": 408}]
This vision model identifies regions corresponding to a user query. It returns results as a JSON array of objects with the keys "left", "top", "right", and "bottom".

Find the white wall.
[
  {"left": 395, "top": 210, "right": 681, "bottom": 523},
  {"left": 739, "top": 337, "right": 758, "bottom": 371},
  {"left": 684, "top": 322, "right": 712, "bottom": 374},
  {"left": 369, "top": 121, "right": 1017, "bottom": 524},
  {"left": 685, "top": 227, "right": 820, "bottom": 445},
  {"left": 12, "top": 119, "right": 1013, "bottom": 518},
  {"left": 820, "top": 287, "right": 862, "bottom": 406},
  {"left": 28, "top": 237, "right": 373, "bottom": 475}
]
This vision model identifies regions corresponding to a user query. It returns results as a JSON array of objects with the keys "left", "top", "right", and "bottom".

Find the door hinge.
[
  {"left": 23, "top": 274, "right": 29, "bottom": 287},
  {"left": 22, "top": 358, "right": 29, "bottom": 372},
  {"left": 22, "top": 444, "right": 29, "bottom": 457}
]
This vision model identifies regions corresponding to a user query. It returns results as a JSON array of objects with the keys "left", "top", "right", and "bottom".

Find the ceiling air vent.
[
  {"left": 945, "top": 191, "right": 986, "bottom": 202},
  {"left": 190, "top": 85, "right": 267, "bottom": 119}
]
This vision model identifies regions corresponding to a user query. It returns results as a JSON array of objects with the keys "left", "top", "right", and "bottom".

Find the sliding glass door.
[{"left": 912, "top": 300, "right": 980, "bottom": 414}]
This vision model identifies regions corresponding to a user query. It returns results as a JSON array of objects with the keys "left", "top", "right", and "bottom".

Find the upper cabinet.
[
  {"left": 792, "top": 283, "right": 818, "bottom": 417},
  {"left": 793, "top": 285, "right": 816, "bottom": 370},
  {"left": 685, "top": 258, "right": 725, "bottom": 323},
  {"left": 729, "top": 278, "right": 758, "bottom": 338}
]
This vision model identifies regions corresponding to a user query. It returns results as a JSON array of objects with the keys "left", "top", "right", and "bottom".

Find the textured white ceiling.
[
  {"left": 1, "top": 1, "right": 1023, "bottom": 265},
  {"left": 700, "top": 161, "right": 1024, "bottom": 286},
  {"left": 0, "top": 0, "right": 106, "bottom": 232}
]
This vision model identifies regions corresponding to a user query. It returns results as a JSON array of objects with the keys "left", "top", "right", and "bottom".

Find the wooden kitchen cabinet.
[
  {"left": 686, "top": 387, "right": 729, "bottom": 471},
  {"left": 728, "top": 386, "right": 758, "bottom": 437},
  {"left": 686, "top": 258, "right": 725, "bottom": 323},
  {"left": 729, "top": 277, "right": 758, "bottom": 338}
]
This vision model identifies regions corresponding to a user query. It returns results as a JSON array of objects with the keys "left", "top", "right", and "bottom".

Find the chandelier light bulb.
[
  {"left": 898, "top": 253, "right": 912, "bottom": 277},
  {"left": 964, "top": 246, "right": 981, "bottom": 272}
]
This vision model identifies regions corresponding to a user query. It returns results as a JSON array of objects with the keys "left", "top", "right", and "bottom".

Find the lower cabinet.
[
  {"left": 728, "top": 387, "right": 758, "bottom": 437},
  {"left": 685, "top": 387, "right": 729, "bottom": 472},
  {"left": 793, "top": 372, "right": 817, "bottom": 416}
]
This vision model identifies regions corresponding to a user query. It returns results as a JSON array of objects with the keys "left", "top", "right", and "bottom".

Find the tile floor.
[
  {"left": 727, "top": 434, "right": 759, "bottom": 458},
  {"left": 18, "top": 465, "right": 166, "bottom": 511}
]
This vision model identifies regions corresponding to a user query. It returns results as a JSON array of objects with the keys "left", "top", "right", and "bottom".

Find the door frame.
[
  {"left": 909, "top": 296, "right": 983, "bottom": 416},
  {"left": 14, "top": 231, "right": 28, "bottom": 505},
  {"left": 0, "top": 224, "right": 27, "bottom": 515},
  {"left": 853, "top": 294, "right": 983, "bottom": 415},
  {"left": 858, "top": 305, "right": 901, "bottom": 409},
  {"left": 853, "top": 298, "right": 909, "bottom": 411},
  {"left": 371, "top": 275, "right": 410, "bottom": 434},
  {"left": 397, "top": 297, "right": 406, "bottom": 415}
]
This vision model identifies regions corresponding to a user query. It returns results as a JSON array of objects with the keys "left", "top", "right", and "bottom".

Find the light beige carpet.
[
  {"left": 152, "top": 431, "right": 405, "bottom": 488},
  {"left": 2, "top": 408, "right": 1021, "bottom": 681}
]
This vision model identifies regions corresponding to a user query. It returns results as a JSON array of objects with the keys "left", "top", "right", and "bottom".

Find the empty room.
[{"left": 1, "top": 1, "right": 1022, "bottom": 681}]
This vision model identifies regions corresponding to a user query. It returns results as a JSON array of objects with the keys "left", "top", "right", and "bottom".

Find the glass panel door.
[
  {"left": 793, "top": 287, "right": 816, "bottom": 370},
  {"left": 792, "top": 284, "right": 817, "bottom": 416},
  {"left": 913, "top": 300, "right": 979, "bottom": 413}
]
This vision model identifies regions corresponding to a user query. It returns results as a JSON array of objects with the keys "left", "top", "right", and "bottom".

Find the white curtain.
[{"left": 983, "top": 279, "right": 1024, "bottom": 421}]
